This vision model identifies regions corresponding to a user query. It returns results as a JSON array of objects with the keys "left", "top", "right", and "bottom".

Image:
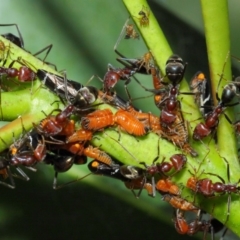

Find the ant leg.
[
  {"left": 33, "top": 44, "right": 53, "bottom": 63},
  {"left": 115, "top": 127, "right": 122, "bottom": 142},
  {"left": 204, "top": 172, "right": 225, "bottom": 184},
  {"left": 24, "top": 166, "right": 37, "bottom": 172},
  {"left": 53, "top": 172, "right": 92, "bottom": 190},
  {"left": 205, "top": 156, "right": 229, "bottom": 183},
  {"left": 116, "top": 57, "right": 138, "bottom": 69},
  {"left": 124, "top": 81, "right": 133, "bottom": 105},
  {"left": 61, "top": 70, "right": 69, "bottom": 102},
  {"left": 221, "top": 157, "right": 231, "bottom": 183},
  {"left": 150, "top": 176, "right": 156, "bottom": 197},
  {"left": 132, "top": 75, "right": 149, "bottom": 91},
  {"left": 0, "top": 23, "right": 24, "bottom": 47},
  {"left": 0, "top": 180, "right": 15, "bottom": 189},
  {"left": 103, "top": 132, "right": 140, "bottom": 161},
  {"left": 53, "top": 171, "right": 59, "bottom": 190},
  {"left": 223, "top": 113, "right": 235, "bottom": 127},
  {"left": 224, "top": 194, "right": 231, "bottom": 225},
  {"left": 15, "top": 167, "right": 30, "bottom": 181},
  {"left": 136, "top": 176, "right": 146, "bottom": 198},
  {"left": 219, "top": 227, "right": 228, "bottom": 240},
  {"left": 113, "top": 20, "right": 142, "bottom": 69},
  {"left": 216, "top": 51, "right": 230, "bottom": 101},
  {"left": 84, "top": 75, "right": 96, "bottom": 86}
]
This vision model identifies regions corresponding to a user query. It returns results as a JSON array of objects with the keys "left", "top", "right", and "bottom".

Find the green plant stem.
[
  {"left": 0, "top": 84, "right": 62, "bottom": 151},
  {"left": 122, "top": 0, "right": 240, "bottom": 236},
  {"left": 201, "top": 0, "right": 238, "bottom": 164},
  {"left": 1, "top": 1, "right": 240, "bottom": 235},
  {"left": 201, "top": 2, "right": 240, "bottom": 233}
]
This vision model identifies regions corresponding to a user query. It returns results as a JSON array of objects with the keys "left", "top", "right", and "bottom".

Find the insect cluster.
[{"left": 0, "top": 6, "right": 240, "bottom": 240}]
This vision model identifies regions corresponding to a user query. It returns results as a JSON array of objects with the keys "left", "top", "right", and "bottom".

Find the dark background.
[{"left": 0, "top": 0, "right": 239, "bottom": 239}]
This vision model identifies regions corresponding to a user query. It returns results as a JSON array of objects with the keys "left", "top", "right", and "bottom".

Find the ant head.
[
  {"left": 188, "top": 151, "right": 209, "bottom": 178},
  {"left": 165, "top": 54, "right": 186, "bottom": 85}
]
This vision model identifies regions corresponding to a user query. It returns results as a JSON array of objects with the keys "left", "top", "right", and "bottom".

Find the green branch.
[
  {"left": 201, "top": 0, "right": 238, "bottom": 162},
  {"left": 122, "top": 0, "right": 240, "bottom": 236},
  {"left": 0, "top": 0, "right": 240, "bottom": 236}
]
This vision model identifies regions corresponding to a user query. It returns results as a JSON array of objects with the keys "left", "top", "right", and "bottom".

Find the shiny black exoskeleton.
[
  {"left": 165, "top": 54, "right": 187, "bottom": 85},
  {"left": 44, "top": 150, "right": 87, "bottom": 189}
]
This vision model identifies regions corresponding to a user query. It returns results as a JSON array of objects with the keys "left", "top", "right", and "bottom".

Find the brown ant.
[
  {"left": 34, "top": 104, "right": 75, "bottom": 140},
  {"left": 173, "top": 209, "right": 224, "bottom": 239},
  {"left": 0, "top": 127, "right": 46, "bottom": 188},
  {"left": 102, "top": 63, "right": 136, "bottom": 97},
  {"left": 187, "top": 156, "right": 240, "bottom": 224},
  {"left": 140, "top": 147, "right": 187, "bottom": 196},
  {"left": 9, "top": 129, "right": 46, "bottom": 168},
  {"left": 0, "top": 62, "right": 36, "bottom": 83}
]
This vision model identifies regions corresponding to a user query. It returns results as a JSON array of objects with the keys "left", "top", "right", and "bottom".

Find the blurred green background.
[{"left": 0, "top": 0, "right": 240, "bottom": 239}]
